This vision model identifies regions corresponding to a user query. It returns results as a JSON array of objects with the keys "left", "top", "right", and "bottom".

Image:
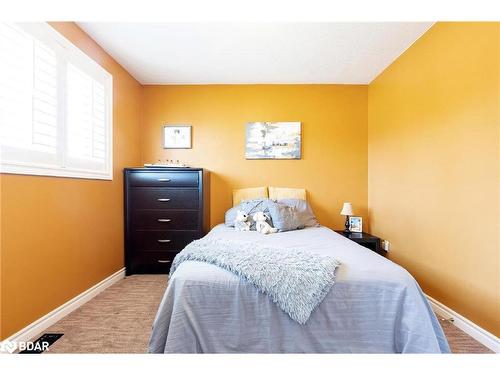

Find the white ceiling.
[{"left": 77, "top": 22, "right": 433, "bottom": 85}]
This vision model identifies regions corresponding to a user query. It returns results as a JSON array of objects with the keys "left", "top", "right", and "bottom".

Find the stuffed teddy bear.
[
  {"left": 234, "top": 210, "right": 251, "bottom": 231},
  {"left": 252, "top": 211, "right": 278, "bottom": 234}
]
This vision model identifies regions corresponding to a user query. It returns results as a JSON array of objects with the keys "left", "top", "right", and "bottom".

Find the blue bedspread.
[
  {"left": 149, "top": 225, "right": 450, "bottom": 353},
  {"left": 170, "top": 237, "right": 340, "bottom": 324}
]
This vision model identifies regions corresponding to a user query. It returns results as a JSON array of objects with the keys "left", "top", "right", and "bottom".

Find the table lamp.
[{"left": 340, "top": 202, "right": 353, "bottom": 233}]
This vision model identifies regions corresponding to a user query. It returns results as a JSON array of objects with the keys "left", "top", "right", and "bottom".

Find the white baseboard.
[
  {"left": 1, "top": 268, "right": 125, "bottom": 349},
  {"left": 426, "top": 294, "right": 500, "bottom": 353}
]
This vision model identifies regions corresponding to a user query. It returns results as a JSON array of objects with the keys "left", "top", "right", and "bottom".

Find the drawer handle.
[
  {"left": 157, "top": 178, "right": 171, "bottom": 182},
  {"left": 157, "top": 218, "right": 171, "bottom": 222},
  {"left": 157, "top": 239, "right": 171, "bottom": 243},
  {"left": 157, "top": 260, "right": 171, "bottom": 264},
  {"left": 157, "top": 198, "right": 171, "bottom": 202}
]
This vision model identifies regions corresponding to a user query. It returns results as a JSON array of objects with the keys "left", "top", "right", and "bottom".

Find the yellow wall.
[
  {"left": 2, "top": 21, "right": 498, "bottom": 341},
  {"left": 368, "top": 22, "right": 500, "bottom": 335},
  {"left": 0, "top": 22, "right": 143, "bottom": 339},
  {"left": 141, "top": 85, "right": 368, "bottom": 229}
]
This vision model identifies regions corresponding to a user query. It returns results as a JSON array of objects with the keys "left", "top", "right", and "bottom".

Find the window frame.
[{"left": 0, "top": 22, "right": 113, "bottom": 181}]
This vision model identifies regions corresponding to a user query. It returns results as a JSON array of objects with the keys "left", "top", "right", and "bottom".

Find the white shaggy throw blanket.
[{"left": 170, "top": 238, "right": 341, "bottom": 324}]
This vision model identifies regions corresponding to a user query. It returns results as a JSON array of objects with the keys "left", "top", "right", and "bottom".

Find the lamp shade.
[{"left": 340, "top": 202, "right": 353, "bottom": 216}]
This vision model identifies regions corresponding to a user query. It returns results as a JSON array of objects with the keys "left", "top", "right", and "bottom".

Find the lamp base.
[{"left": 344, "top": 215, "right": 351, "bottom": 233}]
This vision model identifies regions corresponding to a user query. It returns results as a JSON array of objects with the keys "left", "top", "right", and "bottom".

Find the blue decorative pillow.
[
  {"left": 267, "top": 201, "right": 305, "bottom": 232},
  {"left": 277, "top": 198, "right": 319, "bottom": 227},
  {"left": 224, "top": 206, "right": 239, "bottom": 227}
]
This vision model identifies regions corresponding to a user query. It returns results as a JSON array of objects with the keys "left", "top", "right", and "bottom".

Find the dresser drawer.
[
  {"left": 130, "top": 251, "right": 177, "bottom": 274},
  {"left": 128, "top": 171, "right": 198, "bottom": 187},
  {"left": 132, "top": 230, "right": 197, "bottom": 252},
  {"left": 129, "top": 188, "right": 199, "bottom": 209},
  {"left": 131, "top": 210, "right": 199, "bottom": 230}
]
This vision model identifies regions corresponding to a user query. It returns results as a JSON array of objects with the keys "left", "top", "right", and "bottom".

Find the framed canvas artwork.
[
  {"left": 163, "top": 125, "right": 192, "bottom": 149},
  {"left": 245, "top": 122, "right": 301, "bottom": 159}
]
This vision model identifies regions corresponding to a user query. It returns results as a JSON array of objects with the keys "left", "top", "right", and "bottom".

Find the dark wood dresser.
[{"left": 124, "top": 167, "right": 209, "bottom": 275}]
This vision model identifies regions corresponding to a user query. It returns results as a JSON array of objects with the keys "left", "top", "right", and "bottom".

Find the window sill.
[{"left": 0, "top": 163, "right": 113, "bottom": 181}]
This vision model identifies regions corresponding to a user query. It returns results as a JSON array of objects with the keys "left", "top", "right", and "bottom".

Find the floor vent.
[
  {"left": 19, "top": 333, "right": 64, "bottom": 354},
  {"left": 440, "top": 317, "right": 455, "bottom": 323}
]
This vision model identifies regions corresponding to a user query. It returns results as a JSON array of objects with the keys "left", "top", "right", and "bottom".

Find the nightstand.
[{"left": 335, "top": 230, "right": 385, "bottom": 254}]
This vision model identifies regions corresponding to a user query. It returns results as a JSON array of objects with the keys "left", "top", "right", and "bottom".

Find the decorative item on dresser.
[{"left": 124, "top": 167, "right": 209, "bottom": 275}]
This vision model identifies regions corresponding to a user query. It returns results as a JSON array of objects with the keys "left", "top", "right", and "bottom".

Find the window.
[{"left": 0, "top": 22, "right": 113, "bottom": 180}]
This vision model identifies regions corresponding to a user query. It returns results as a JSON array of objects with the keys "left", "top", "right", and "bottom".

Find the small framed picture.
[
  {"left": 163, "top": 125, "right": 192, "bottom": 149},
  {"left": 349, "top": 216, "right": 363, "bottom": 233}
]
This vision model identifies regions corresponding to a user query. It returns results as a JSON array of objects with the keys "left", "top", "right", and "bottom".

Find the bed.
[{"left": 148, "top": 224, "right": 450, "bottom": 353}]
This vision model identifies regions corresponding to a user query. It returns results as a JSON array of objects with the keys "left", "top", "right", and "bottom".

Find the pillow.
[
  {"left": 225, "top": 199, "right": 275, "bottom": 229},
  {"left": 277, "top": 198, "right": 319, "bottom": 227},
  {"left": 267, "top": 201, "right": 305, "bottom": 232},
  {"left": 233, "top": 187, "right": 268, "bottom": 206},
  {"left": 225, "top": 206, "right": 239, "bottom": 227},
  {"left": 269, "top": 187, "right": 306, "bottom": 201}
]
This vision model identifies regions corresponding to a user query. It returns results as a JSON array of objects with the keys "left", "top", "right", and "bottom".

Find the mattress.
[{"left": 148, "top": 224, "right": 450, "bottom": 353}]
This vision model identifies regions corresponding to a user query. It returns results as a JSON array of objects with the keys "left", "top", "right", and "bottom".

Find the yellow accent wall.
[
  {"left": 141, "top": 85, "right": 368, "bottom": 229},
  {"left": 2, "top": 21, "right": 498, "bottom": 342},
  {"left": 368, "top": 22, "right": 500, "bottom": 335},
  {"left": 0, "top": 22, "right": 143, "bottom": 339}
]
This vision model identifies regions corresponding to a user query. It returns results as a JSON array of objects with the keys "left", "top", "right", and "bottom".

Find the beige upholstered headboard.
[
  {"left": 232, "top": 186, "right": 268, "bottom": 206},
  {"left": 268, "top": 187, "right": 306, "bottom": 201},
  {"left": 232, "top": 186, "right": 306, "bottom": 206}
]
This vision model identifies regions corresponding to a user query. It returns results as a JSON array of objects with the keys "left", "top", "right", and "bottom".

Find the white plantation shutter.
[
  {"left": 0, "top": 22, "right": 113, "bottom": 179},
  {"left": 66, "top": 63, "right": 107, "bottom": 172},
  {"left": 0, "top": 23, "right": 58, "bottom": 166},
  {"left": 32, "top": 42, "right": 58, "bottom": 153}
]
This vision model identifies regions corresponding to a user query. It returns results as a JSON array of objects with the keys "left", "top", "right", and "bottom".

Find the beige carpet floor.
[{"left": 42, "top": 275, "right": 492, "bottom": 354}]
